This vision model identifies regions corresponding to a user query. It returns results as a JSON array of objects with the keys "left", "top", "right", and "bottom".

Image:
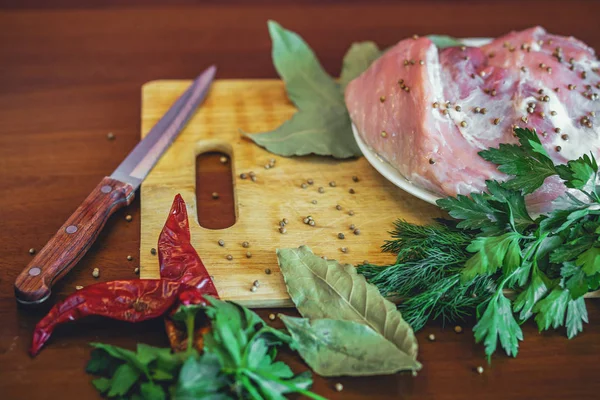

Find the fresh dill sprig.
[{"left": 358, "top": 220, "right": 496, "bottom": 331}]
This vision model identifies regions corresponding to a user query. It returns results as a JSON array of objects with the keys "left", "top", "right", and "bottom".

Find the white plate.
[{"left": 352, "top": 37, "right": 492, "bottom": 206}]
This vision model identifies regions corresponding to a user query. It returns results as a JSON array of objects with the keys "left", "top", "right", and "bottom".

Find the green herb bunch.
[
  {"left": 360, "top": 128, "right": 600, "bottom": 360},
  {"left": 86, "top": 296, "right": 325, "bottom": 400}
]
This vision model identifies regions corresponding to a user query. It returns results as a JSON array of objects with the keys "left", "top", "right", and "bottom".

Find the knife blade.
[{"left": 14, "top": 65, "right": 217, "bottom": 305}]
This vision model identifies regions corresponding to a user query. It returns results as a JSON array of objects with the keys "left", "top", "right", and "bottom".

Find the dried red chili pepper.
[
  {"left": 158, "top": 194, "right": 218, "bottom": 296},
  {"left": 30, "top": 279, "right": 183, "bottom": 356},
  {"left": 29, "top": 194, "right": 219, "bottom": 356}
]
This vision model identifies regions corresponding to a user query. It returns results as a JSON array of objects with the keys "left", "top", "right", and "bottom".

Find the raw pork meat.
[{"left": 345, "top": 27, "right": 600, "bottom": 210}]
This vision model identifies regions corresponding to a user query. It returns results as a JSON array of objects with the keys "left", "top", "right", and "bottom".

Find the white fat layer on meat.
[
  {"left": 426, "top": 43, "right": 445, "bottom": 155},
  {"left": 542, "top": 82, "right": 600, "bottom": 162}
]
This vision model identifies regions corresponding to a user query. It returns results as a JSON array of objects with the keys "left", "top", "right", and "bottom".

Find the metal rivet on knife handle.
[
  {"left": 100, "top": 185, "right": 112, "bottom": 193},
  {"left": 28, "top": 267, "right": 41, "bottom": 277},
  {"left": 65, "top": 225, "right": 78, "bottom": 234}
]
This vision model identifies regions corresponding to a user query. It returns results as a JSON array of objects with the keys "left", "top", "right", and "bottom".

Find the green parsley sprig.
[
  {"left": 360, "top": 128, "right": 600, "bottom": 360},
  {"left": 86, "top": 297, "right": 325, "bottom": 400}
]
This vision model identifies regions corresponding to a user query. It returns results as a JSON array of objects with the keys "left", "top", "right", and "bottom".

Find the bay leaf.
[
  {"left": 244, "top": 20, "right": 362, "bottom": 158},
  {"left": 276, "top": 246, "right": 419, "bottom": 359},
  {"left": 427, "top": 34, "right": 463, "bottom": 49},
  {"left": 242, "top": 105, "right": 360, "bottom": 158},
  {"left": 339, "top": 41, "right": 381, "bottom": 91},
  {"left": 268, "top": 19, "right": 343, "bottom": 110},
  {"left": 280, "top": 315, "right": 420, "bottom": 376}
]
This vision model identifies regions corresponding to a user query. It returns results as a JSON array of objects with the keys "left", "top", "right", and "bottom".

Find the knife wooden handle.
[{"left": 14, "top": 176, "right": 135, "bottom": 304}]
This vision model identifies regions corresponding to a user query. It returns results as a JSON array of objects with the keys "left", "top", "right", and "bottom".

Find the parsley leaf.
[
  {"left": 437, "top": 193, "right": 502, "bottom": 232},
  {"left": 478, "top": 128, "right": 556, "bottom": 194},
  {"left": 107, "top": 363, "right": 140, "bottom": 397},
  {"left": 533, "top": 288, "right": 571, "bottom": 331},
  {"left": 566, "top": 297, "right": 589, "bottom": 339},
  {"left": 462, "top": 232, "right": 521, "bottom": 281},
  {"left": 172, "top": 352, "right": 230, "bottom": 400},
  {"left": 576, "top": 246, "right": 600, "bottom": 275},
  {"left": 473, "top": 293, "right": 523, "bottom": 360},
  {"left": 555, "top": 153, "right": 599, "bottom": 191},
  {"left": 485, "top": 180, "right": 533, "bottom": 232},
  {"left": 513, "top": 268, "right": 550, "bottom": 320}
]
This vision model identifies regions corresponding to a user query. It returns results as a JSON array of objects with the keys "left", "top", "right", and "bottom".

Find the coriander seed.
[
  {"left": 341, "top": 247, "right": 347, "bottom": 253},
  {"left": 348, "top": 210, "right": 355, "bottom": 216},
  {"left": 240, "top": 173, "right": 247, "bottom": 179},
  {"left": 219, "top": 156, "right": 228, "bottom": 164},
  {"left": 329, "top": 181, "right": 336, "bottom": 187},
  {"left": 212, "top": 192, "right": 219, "bottom": 199},
  {"left": 246, "top": 251, "right": 252, "bottom": 258},
  {"left": 76, "top": 285, "right": 84, "bottom": 290},
  {"left": 352, "top": 176, "right": 359, "bottom": 182},
  {"left": 354, "top": 229, "right": 361, "bottom": 235},
  {"left": 318, "top": 187, "right": 325, "bottom": 193},
  {"left": 307, "top": 178, "right": 314, "bottom": 185},
  {"left": 336, "top": 204, "right": 342, "bottom": 210},
  {"left": 218, "top": 239, "right": 225, "bottom": 246},
  {"left": 92, "top": 268, "right": 100, "bottom": 278},
  {"left": 279, "top": 227, "right": 287, "bottom": 234},
  {"left": 311, "top": 200, "right": 317, "bottom": 204},
  {"left": 309, "top": 220, "right": 315, "bottom": 226},
  {"left": 226, "top": 254, "right": 233, "bottom": 260},
  {"left": 338, "top": 233, "right": 345, "bottom": 239},
  {"left": 349, "top": 224, "right": 355, "bottom": 230},
  {"left": 303, "top": 217, "right": 309, "bottom": 224},
  {"left": 150, "top": 248, "right": 157, "bottom": 255},
  {"left": 107, "top": 132, "right": 115, "bottom": 140},
  {"left": 428, "top": 334, "right": 435, "bottom": 341},
  {"left": 265, "top": 268, "right": 272, "bottom": 275},
  {"left": 242, "top": 241, "right": 249, "bottom": 248},
  {"left": 251, "top": 176, "right": 257, "bottom": 182},
  {"left": 268, "top": 313, "right": 276, "bottom": 321},
  {"left": 251, "top": 286, "right": 257, "bottom": 292},
  {"left": 125, "top": 214, "right": 133, "bottom": 222},
  {"left": 454, "top": 325, "right": 463, "bottom": 334},
  {"left": 134, "top": 267, "right": 140, "bottom": 274},
  {"left": 334, "top": 383, "right": 343, "bottom": 392},
  {"left": 349, "top": 188, "right": 355, "bottom": 194},
  {"left": 301, "top": 183, "right": 307, "bottom": 189},
  {"left": 283, "top": 218, "right": 288, "bottom": 224},
  {"left": 127, "top": 255, "right": 133, "bottom": 261},
  {"left": 28, "top": 248, "right": 36, "bottom": 255},
  {"left": 476, "top": 366, "right": 484, "bottom": 374},
  {"left": 253, "top": 280, "right": 260, "bottom": 287}
]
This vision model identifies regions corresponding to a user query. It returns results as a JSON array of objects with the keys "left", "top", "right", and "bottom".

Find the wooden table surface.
[{"left": 2, "top": 1, "right": 600, "bottom": 399}]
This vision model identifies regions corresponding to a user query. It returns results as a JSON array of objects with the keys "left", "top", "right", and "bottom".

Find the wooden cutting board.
[{"left": 139, "top": 79, "right": 443, "bottom": 307}]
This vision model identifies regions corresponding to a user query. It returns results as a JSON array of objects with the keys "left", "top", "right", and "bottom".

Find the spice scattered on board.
[{"left": 125, "top": 214, "right": 133, "bottom": 222}]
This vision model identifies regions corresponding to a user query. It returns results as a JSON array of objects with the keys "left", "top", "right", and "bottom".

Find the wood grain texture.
[
  {"left": 2, "top": 2, "right": 600, "bottom": 400},
  {"left": 139, "top": 79, "right": 443, "bottom": 307},
  {"left": 13, "top": 177, "right": 134, "bottom": 304}
]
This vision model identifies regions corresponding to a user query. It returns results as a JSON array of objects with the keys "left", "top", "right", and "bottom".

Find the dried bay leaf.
[
  {"left": 427, "top": 34, "right": 464, "bottom": 49},
  {"left": 280, "top": 315, "right": 420, "bottom": 376},
  {"left": 244, "top": 20, "right": 362, "bottom": 158},
  {"left": 276, "top": 246, "right": 419, "bottom": 360},
  {"left": 339, "top": 41, "right": 381, "bottom": 91}
]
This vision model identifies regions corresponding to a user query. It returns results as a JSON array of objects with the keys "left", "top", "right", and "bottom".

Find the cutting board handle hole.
[{"left": 195, "top": 146, "right": 237, "bottom": 230}]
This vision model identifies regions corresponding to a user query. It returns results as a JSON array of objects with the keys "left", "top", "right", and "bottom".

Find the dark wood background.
[{"left": 2, "top": 1, "right": 600, "bottom": 399}]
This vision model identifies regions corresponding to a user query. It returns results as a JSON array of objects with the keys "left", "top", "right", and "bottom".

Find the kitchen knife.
[{"left": 14, "top": 65, "right": 217, "bottom": 305}]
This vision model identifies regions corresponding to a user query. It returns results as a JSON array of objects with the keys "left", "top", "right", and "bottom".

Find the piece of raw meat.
[{"left": 345, "top": 27, "right": 600, "bottom": 211}]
